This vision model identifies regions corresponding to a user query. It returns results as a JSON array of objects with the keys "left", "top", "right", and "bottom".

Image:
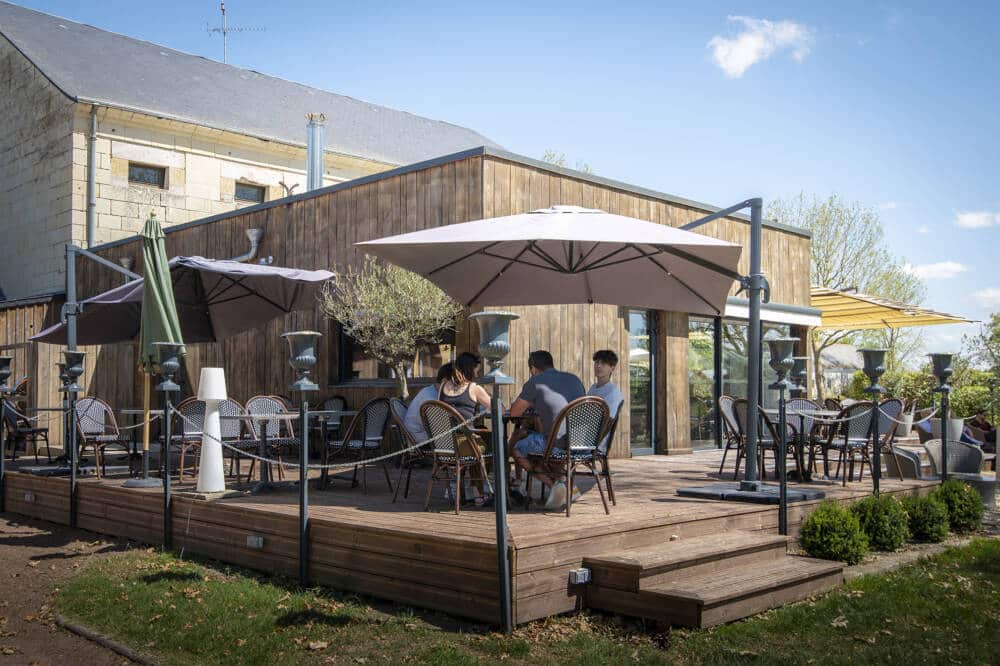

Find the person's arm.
[
  {"left": 471, "top": 383, "right": 493, "bottom": 411},
  {"left": 509, "top": 398, "right": 531, "bottom": 417}
]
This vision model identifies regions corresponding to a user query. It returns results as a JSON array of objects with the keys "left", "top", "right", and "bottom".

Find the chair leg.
[
  {"left": 592, "top": 464, "right": 610, "bottom": 515},
  {"left": 424, "top": 462, "right": 438, "bottom": 511},
  {"left": 382, "top": 459, "right": 394, "bottom": 493},
  {"left": 404, "top": 465, "right": 413, "bottom": 499},
  {"left": 602, "top": 458, "right": 616, "bottom": 506},
  {"left": 392, "top": 462, "right": 406, "bottom": 503},
  {"left": 718, "top": 442, "right": 731, "bottom": 474},
  {"left": 454, "top": 464, "right": 462, "bottom": 515},
  {"left": 179, "top": 445, "right": 186, "bottom": 483},
  {"left": 565, "top": 465, "right": 573, "bottom": 517},
  {"left": 733, "top": 446, "right": 744, "bottom": 481}
]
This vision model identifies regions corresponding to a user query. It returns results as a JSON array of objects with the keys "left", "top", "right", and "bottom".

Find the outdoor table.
[
  {"left": 763, "top": 407, "right": 839, "bottom": 482},
  {"left": 222, "top": 412, "right": 300, "bottom": 494}
]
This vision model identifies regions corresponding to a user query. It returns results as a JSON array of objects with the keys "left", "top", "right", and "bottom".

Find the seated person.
[
  {"left": 404, "top": 362, "right": 452, "bottom": 445},
  {"left": 438, "top": 352, "right": 495, "bottom": 507},
  {"left": 915, "top": 418, "right": 986, "bottom": 448},
  {"left": 507, "top": 350, "right": 585, "bottom": 509},
  {"left": 587, "top": 349, "right": 624, "bottom": 452},
  {"left": 969, "top": 409, "right": 996, "bottom": 452}
]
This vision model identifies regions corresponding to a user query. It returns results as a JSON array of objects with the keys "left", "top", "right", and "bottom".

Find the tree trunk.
[
  {"left": 812, "top": 341, "right": 826, "bottom": 402},
  {"left": 394, "top": 363, "right": 409, "bottom": 400}
]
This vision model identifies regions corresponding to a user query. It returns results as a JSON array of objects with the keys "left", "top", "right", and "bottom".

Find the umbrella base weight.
[
  {"left": 677, "top": 483, "right": 826, "bottom": 504},
  {"left": 250, "top": 480, "right": 297, "bottom": 495}
]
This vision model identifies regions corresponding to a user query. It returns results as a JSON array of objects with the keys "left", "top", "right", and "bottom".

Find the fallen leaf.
[
  {"left": 26, "top": 561, "right": 39, "bottom": 568},
  {"left": 831, "top": 616, "right": 849, "bottom": 628},
  {"left": 308, "top": 641, "right": 329, "bottom": 651}
]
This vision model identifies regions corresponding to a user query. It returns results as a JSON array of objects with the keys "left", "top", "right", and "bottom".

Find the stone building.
[{"left": 0, "top": 1, "right": 497, "bottom": 299}]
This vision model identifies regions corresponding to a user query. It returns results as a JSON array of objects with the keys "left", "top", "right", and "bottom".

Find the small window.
[
  {"left": 235, "top": 182, "right": 266, "bottom": 203},
  {"left": 128, "top": 163, "right": 166, "bottom": 188}
]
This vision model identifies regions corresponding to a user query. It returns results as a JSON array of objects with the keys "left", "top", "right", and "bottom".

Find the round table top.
[{"left": 762, "top": 407, "right": 840, "bottom": 418}]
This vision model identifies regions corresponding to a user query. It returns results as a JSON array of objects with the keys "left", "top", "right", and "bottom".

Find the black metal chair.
[
  {"left": 2, "top": 398, "right": 51, "bottom": 463},
  {"left": 717, "top": 395, "right": 743, "bottom": 478},
  {"left": 824, "top": 401, "right": 874, "bottom": 486}
]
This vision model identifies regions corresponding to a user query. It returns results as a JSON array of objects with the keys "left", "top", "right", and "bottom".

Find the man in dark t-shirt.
[{"left": 507, "top": 350, "right": 585, "bottom": 507}]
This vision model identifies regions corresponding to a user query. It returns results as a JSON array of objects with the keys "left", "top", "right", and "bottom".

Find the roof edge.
[
  {"left": 0, "top": 291, "right": 65, "bottom": 310},
  {"left": 0, "top": 29, "right": 77, "bottom": 103},
  {"left": 88, "top": 146, "right": 811, "bottom": 253}
]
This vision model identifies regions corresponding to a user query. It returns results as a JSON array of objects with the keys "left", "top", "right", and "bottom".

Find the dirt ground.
[{"left": 0, "top": 513, "right": 131, "bottom": 665}]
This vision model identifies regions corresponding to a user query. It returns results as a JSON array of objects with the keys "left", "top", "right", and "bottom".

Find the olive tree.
[
  {"left": 768, "top": 194, "right": 925, "bottom": 399},
  {"left": 319, "top": 257, "right": 463, "bottom": 399}
]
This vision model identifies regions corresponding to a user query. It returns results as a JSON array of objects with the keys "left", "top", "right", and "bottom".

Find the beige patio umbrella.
[{"left": 357, "top": 205, "right": 742, "bottom": 315}]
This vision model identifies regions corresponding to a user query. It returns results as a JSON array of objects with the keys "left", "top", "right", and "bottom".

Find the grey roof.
[
  {"left": 0, "top": 1, "right": 500, "bottom": 165},
  {"left": 821, "top": 344, "right": 862, "bottom": 371}
]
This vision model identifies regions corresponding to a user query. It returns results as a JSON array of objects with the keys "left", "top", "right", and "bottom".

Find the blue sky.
[{"left": 15, "top": 1, "right": 1000, "bottom": 357}]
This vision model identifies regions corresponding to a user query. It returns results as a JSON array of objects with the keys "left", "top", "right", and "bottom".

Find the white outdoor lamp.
[{"left": 196, "top": 367, "right": 228, "bottom": 493}]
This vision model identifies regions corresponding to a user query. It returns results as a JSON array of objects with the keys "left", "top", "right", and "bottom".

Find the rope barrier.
[
  {"left": 115, "top": 414, "right": 162, "bottom": 431},
  {"left": 876, "top": 407, "right": 941, "bottom": 426},
  {"left": 175, "top": 411, "right": 480, "bottom": 471},
  {"left": 7, "top": 406, "right": 71, "bottom": 424}
]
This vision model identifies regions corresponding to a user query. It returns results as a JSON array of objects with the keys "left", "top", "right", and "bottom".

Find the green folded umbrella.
[{"left": 138, "top": 213, "right": 184, "bottom": 371}]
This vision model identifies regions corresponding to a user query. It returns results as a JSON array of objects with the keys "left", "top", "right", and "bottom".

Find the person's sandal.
[{"left": 475, "top": 493, "right": 495, "bottom": 509}]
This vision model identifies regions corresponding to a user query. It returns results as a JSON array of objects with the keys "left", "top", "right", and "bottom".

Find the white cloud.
[
  {"left": 916, "top": 224, "right": 931, "bottom": 234},
  {"left": 708, "top": 16, "right": 814, "bottom": 78},
  {"left": 972, "top": 287, "right": 1000, "bottom": 308},
  {"left": 903, "top": 261, "right": 969, "bottom": 280},
  {"left": 879, "top": 201, "right": 898, "bottom": 210},
  {"left": 954, "top": 210, "right": 999, "bottom": 229}
]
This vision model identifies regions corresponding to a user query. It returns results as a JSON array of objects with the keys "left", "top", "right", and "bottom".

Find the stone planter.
[{"left": 895, "top": 413, "right": 914, "bottom": 438}]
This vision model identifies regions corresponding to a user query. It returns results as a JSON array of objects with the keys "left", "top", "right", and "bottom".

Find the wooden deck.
[{"left": 1, "top": 451, "right": 935, "bottom": 625}]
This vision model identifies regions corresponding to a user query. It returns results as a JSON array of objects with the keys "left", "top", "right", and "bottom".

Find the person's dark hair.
[
  {"left": 451, "top": 352, "right": 481, "bottom": 384},
  {"left": 436, "top": 362, "right": 454, "bottom": 384},
  {"left": 528, "top": 350, "right": 554, "bottom": 371},
  {"left": 593, "top": 349, "right": 618, "bottom": 366}
]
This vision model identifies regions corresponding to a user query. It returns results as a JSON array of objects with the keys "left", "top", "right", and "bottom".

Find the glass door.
[{"left": 628, "top": 310, "right": 655, "bottom": 455}]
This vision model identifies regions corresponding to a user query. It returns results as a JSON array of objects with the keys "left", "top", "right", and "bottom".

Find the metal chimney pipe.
[{"left": 306, "top": 113, "right": 327, "bottom": 191}]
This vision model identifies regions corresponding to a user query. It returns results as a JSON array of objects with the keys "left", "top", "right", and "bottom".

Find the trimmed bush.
[
  {"left": 799, "top": 500, "right": 869, "bottom": 565},
  {"left": 901, "top": 495, "right": 950, "bottom": 542},
  {"left": 850, "top": 494, "right": 910, "bottom": 551},
  {"left": 930, "top": 480, "right": 984, "bottom": 533}
]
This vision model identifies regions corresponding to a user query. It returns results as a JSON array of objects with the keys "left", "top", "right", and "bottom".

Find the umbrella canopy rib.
[
  {"left": 645, "top": 254, "right": 721, "bottom": 315},
  {"left": 466, "top": 243, "right": 534, "bottom": 305}
]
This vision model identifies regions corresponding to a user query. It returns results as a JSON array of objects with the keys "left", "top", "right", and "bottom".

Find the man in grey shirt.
[
  {"left": 588, "top": 349, "right": 624, "bottom": 453},
  {"left": 508, "top": 350, "right": 585, "bottom": 507}
]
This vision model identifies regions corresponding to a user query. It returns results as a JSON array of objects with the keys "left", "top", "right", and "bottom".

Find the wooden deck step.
[
  {"left": 586, "top": 532, "right": 844, "bottom": 628},
  {"left": 584, "top": 531, "right": 788, "bottom": 591}
]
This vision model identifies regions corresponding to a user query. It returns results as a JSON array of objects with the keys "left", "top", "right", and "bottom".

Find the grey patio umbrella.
[
  {"left": 356, "top": 205, "right": 742, "bottom": 315},
  {"left": 32, "top": 256, "right": 334, "bottom": 345}
]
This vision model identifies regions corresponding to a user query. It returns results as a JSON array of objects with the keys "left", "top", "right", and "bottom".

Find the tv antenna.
[{"left": 206, "top": 1, "right": 265, "bottom": 64}]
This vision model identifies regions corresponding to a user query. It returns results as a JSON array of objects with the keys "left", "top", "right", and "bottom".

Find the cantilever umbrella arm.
[{"left": 682, "top": 197, "right": 768, "bottom": 490}]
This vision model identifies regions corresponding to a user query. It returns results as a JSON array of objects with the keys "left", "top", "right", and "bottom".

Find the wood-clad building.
[{"left": 1, "top": 147, "right": 818, "bottom": 456}]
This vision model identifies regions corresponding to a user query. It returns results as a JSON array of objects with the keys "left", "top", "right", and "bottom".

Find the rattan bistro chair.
[
  {"left": 418, "top": 400, "right": 491, "bottom": 514},
  {"left": 824, "top": 401, "right": 873, "bottom": 486},
  {"left": 75, "top": 396, "right": 132, "bottom": 478},
  {"left": 389, "top": 397, "right": 431, "bottom": 502},
  {"left": 526, "top": 396, "right": 611, "bottom": 517},
  {"left": 245, "top": 395, "right": 300, "bottom": 482},
  {"left": 175, "top": 397, "right": 206, "bottom": 482},
  {"left": 595, "top": 399, "right": 624, "bottom": 506},
  {"left": 325, "top": 398, "right": 392, "bottom": 492},
  {"left": 717, "top": 395, "right": 743, "bottom": 478}
]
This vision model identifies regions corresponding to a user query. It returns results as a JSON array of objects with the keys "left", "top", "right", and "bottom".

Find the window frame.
[
  {"left": 234, "top": 182, "right": 266, "bottom": 204},
  {"left": 127, "top": 162, "right": 166, "bottom": 189}
]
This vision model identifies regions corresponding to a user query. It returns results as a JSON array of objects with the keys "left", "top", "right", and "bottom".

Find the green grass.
[{"left": 55, "top": 539, "right": 1000, "bottom": 665}]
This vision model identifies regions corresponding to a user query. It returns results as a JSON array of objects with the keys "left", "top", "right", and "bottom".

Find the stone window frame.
[
  {"left": 127, "top": 162, "right": 167, "bottom": 189},
  {"left": 234, "top": 182, "right": 266, "bottom": 204}
]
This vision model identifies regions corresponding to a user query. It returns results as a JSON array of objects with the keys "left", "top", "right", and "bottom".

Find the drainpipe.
[
  {"left": 230, "top": 228, "right": 265, "bottom": 263},
  {"left": 305, "top": 113, "right": 327, "bottom": 191},
  {"left": 86, "top": 106, "right": 98, "bottom": 248}
]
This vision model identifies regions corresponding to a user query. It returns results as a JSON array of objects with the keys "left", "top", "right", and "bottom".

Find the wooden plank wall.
[
  {"left": 66, "top": 153, "right": 810, "bottom": 458},
  {"left": 0, "top": 298, "right": 65, "bottom": 448},
  {"left": 480, "top": 156, "right": 811, "bottom": 456},
  {"left": 71, "top": 157, "right": 485, "bottom": 414}
]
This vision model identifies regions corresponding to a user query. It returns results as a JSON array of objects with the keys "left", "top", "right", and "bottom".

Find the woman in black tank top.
[{"left": 438, "top": 352, "right": 495, "bottom": 507}]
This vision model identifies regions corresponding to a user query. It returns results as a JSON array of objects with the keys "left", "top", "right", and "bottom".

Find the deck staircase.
[{"left": 584, "top": 531, "right": 843, "bottom": 628}]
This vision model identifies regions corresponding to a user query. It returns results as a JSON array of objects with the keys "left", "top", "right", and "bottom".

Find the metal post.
[
  {"left": 929, "top": 353, "right": 953, "bottom": 483},
  {"left": 299, "top": 397, "right": 310, "bottom": 585},
  {"left": 742, "top": 198, "right": 764, "bottom": 490},
  {"left": 0, "top": 399, "right": 6, "bottom": 513},
  {"left": 713, "top": 317, "right": 723, "bottom": 450},
  {"left": 154, "top": 342, "right": 182, "bottom": 549},
  {"left": 777, "top": 386, "right": 788, "bottom": 534},
  {"left": 859, "top": 349, "right": 886, "bottom": 496},
  {"left": 491, "top": 384, "right": 513, "bottom": 633}
]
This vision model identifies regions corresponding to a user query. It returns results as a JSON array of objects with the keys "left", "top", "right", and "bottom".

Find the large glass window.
[
  {"left": 688, "top": 318, "right": 716, "bottom": 448},
  {"left": 689, "top": 317, "right": 792, "bottom": 447},
  {"left": 331, "top": 324, "right": 454, "bottom": 384},
  {"left": 628, "top": 310, "right": 653, "bottom": 454}
]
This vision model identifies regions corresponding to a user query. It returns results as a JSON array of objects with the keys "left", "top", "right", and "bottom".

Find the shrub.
[
  {"left": 901, "top": 495, "right": 950, "bottom": 542},
  {"left": 850, "top": 494, "right": 910, "bottom": 551},
  {"left": 799, "top": 500, "right": 869, "bottom": 565},
  {"left": 950, "top": 384, "right": 992, "bottom": 418},
  {"left": 930, "top": 480, "right": 984, "bottom": 533}
]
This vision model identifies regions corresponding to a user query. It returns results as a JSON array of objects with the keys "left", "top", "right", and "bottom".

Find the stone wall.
[
  {"left": 71, "top": 106, "right": 392, "bottom": 248},
  {"left": 0, "top": 34, "right": 76, "bottom": 298}
]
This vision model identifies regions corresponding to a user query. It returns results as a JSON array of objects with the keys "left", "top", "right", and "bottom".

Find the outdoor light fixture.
[
  {"left": 859, "top": 348, "right": 887, "bottom": 495},
  {"left": 282, "top": 330, "right": 321, "bottom": 586},
  {"left": 791, "top": 357, "right": 808, "bottom": 398},
  {"left": 196, "top": 368, "right": 228, "bottom": 494},
  {"left": 0, "top": 355, "right": 11, "bottom": 514},
  {"left": 282, "top": 331, "right": 322, "bottom": 393},
  {"left": 929, "top": 352, "right": 954, "bottom": 481},
  {"left": 468, "top": 310, "right": 518, "bottom": 633},
  {"left": 767, "top": 337, "right": 798, "bottom": 535}
]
